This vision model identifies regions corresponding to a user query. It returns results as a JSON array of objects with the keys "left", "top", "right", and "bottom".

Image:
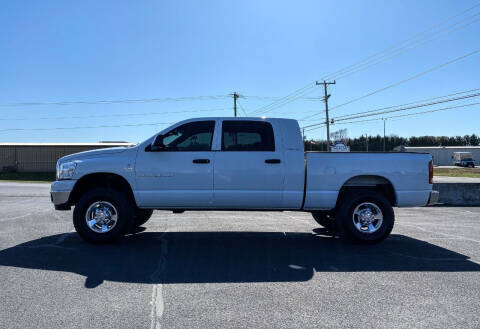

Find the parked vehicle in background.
[
  {"left": 50, "top": 117, "right": 438, "bottom": 244},
  {"left": 452, "top": 152, "right": 476, "bottom": 167}
]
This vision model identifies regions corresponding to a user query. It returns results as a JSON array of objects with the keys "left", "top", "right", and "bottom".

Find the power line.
[
  {"left": 304, "top": 101, "right": 480, "bottom": 132},
  {"left": 332, "top": 14, "right": 480, "bottom": 81},
  {"left": 16, "top": 100, "right": 476, "bottom": 133},
  {"left": 251, "top": 84, "right": 317, "bottom": 114},
  {"left": 254, "top": 86, "right": 319, "bottom": 115},
  {"left": 320, "top": 2, "right": 480, "bottom": 81},
  {"left": 301, "top": 49, "right": 480, "bottom": 120},
  {"left": 255, "top": 3, "right": 480, "bottom": 118},
  {"left": 301, "top": 92, "right": 480, "bottom": 129},
  {"left": 378, "top": 101, "right": 480, "bottom": 120},
  {"left": 333, "top": 87, "right": 480, "bottom": 120},
  {"left": 293, "top": 86, "right": 479, "bottom": 118},
  {"left": 250, "top": 82, "right": 317, "bottom": 115},
  {"left": 333, "top": 92, "right": 480, "bottom": 122},
  {"left": 242, "top": 95, "right": 323, "bottom": 101},
  {"left": 0, "top": 121, "right": 177, "bottom": 133},
  {"left": 0, "top": 95, "right": 230, "bottom": 108},
  {"left": 236, "top": 100, "right": 249, "bottom": 116},
  {"left": 0, "top": 107, "right": 231, "bottom": 121},
  {"left": 328, "top": 49, "right": 480, "bottom": 112}
]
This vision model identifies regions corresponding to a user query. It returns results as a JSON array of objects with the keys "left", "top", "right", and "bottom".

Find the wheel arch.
[
  {"left": 68, "top": 172, "right": 137, "bottom": 206},
  {"left": 335, "top": 175, "right": 397, "bottom": 208}
]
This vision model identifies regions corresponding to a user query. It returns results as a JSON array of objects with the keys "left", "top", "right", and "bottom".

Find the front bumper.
[
  {"left": 51, "top": 190, "right": 70, "bottom": 205},
  {"left": 50, "top": 180, "right": 76, "bottom": 210},
  {"left": 427, "top": 190, "right": 440, "bottom": 205}
]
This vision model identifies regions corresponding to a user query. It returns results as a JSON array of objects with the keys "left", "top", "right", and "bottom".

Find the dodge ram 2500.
[{"left": 51, "top": 117, "right": 439, "bottom": 243}]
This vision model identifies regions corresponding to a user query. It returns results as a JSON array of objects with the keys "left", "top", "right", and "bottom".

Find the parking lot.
[{"left": 0, "top": 182, "right": 479, "bottom": 329}]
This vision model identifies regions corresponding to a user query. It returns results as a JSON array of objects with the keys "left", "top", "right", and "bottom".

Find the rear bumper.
[{"left": 427, "top": 190, "right": 440, "bottom": 206}]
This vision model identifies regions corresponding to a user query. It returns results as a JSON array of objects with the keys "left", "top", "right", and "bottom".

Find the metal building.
[
  {"left": 402, "top": 146, "right": 480, "bottom": 166},
  {"left": 0, "top": 143, "right": 135, "bottom": 172}
]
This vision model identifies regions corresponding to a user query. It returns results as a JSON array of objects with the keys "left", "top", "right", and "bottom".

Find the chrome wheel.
[
  {"left": 352, "top": 202, "right": 383, "bottom": 234},
  {"left": 85, "top": 201, "right": 118, "bottom": 233}
]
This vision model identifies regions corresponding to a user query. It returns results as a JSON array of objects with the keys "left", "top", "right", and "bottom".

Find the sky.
[{"left": 0, "top": 0, "right": 479, "bottom": 143}]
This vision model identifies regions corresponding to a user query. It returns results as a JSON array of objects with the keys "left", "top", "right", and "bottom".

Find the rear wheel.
[
  {"left": 311, "top": 211, "right": 335, "bottom": 230},
  {"left": 73, "top": 188, "right": 134, "bottom": 243},
  {"left": 133, "top": 209, "right": 154, "bottom": 227},
  {"left": 336, "top": 190, "right": 394, "bottom": 244}
]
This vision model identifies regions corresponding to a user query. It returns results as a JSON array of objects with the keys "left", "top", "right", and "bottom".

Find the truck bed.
[{"left": 303, "top": 152, "right": 432, "bottom": 210}]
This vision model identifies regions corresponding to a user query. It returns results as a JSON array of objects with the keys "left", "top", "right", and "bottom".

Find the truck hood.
[{"left": 58, "top": 147, "right": 130, "bottom": 162}]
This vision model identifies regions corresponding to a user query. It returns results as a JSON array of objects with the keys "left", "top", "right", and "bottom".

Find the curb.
[{"left": 433, "top": 183, "right": 480, "bottom": 206}]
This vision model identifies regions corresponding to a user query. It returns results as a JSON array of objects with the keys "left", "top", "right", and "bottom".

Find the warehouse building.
[
  {"left": 400, "top": 146, "right": 480, "bottom": 166},
  {"left": 0, "top": 142, "right": 135, "bottom": 172}
]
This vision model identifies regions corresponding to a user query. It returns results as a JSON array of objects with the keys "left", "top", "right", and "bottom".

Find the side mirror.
[{"left": 151, "top": 134, "right": 165, "bottom": 151}]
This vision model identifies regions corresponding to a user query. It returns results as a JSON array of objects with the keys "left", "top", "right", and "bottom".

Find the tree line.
[{"left": 304, "top": 134, "right": 480, "bottom": 152}]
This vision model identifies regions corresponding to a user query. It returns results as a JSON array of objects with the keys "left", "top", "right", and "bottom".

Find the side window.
[
  {"left": 222, "top": 121, "right": 275, "bottom": 151},
  {"left": 162, "top": 121, "right": 215, "bottom": 151}
]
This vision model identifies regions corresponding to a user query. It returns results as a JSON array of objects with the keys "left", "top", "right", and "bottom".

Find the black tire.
[
  {"left": 133, "top": 209, "right": 154, "bottom": 227},
  {"left": 73, "top": 188, "right": 134, "bottom": 243},
  {"left": 311, "top": 211, "right": 335, "bottom": 230},
  {"left": 336, "top": 190, "right": 394, "bottom": 244}
]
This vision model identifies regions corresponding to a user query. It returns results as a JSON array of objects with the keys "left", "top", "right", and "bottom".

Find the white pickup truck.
[{"left": 51, "top": 117, "right": 439, "bottom": 244}]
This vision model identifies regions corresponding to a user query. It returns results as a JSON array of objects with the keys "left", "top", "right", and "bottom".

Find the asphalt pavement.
[{"left": 0, "top": 182, "right": 479, "bottom": 329}]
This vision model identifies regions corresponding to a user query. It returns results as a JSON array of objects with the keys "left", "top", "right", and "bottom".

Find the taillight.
[{"left": 428, "top": 160, "right": 433, "bottom": 184}]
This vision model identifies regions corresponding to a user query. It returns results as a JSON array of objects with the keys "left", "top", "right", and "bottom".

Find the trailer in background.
[{"left": 452, "top": 152, "right": 476, "bottom": 167}]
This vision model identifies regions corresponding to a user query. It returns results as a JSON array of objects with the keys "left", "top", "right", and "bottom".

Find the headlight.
[{"left": 57, "top": 161, "right": 77, "bottom": 180}]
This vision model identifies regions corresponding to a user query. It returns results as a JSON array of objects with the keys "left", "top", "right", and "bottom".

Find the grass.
[
  {"left": 0, "top": 172, "right": 55, "bottom": 183},
  {"left": 434, "top": 167, "right": 480, "bottom": 178}
]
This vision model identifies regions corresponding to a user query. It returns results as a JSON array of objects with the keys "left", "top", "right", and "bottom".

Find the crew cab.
[{"left": 51, "top": 117, "right": 439, "bottom": 244}]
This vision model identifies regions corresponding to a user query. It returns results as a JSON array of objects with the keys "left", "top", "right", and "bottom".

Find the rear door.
[{"left": 213, "top": 120, "right": 285, "bottom": 209}]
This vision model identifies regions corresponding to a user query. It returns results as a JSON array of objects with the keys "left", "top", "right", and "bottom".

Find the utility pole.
[
  {"left": 316, "top": 80, "right": 336, "bottom": 151},
  {"left": 230, "top": 92, "right": 241, "bottom": 117},
  {"left": 365, "top": 134, "right": 369, "bottom": 152},
  {"left": 383, "top": 118, "right": 386, "bottom": 152},
  {"left": 233, "top": 92, "right": 238, "bottom": 117}
]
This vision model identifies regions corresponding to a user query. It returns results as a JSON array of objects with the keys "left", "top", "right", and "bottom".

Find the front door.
[
  {"left": 213, "top": 120, "right": 285, "bottom": 209},
  {"left": 135, "top": 120, "right": 216, "bottom": 208}
]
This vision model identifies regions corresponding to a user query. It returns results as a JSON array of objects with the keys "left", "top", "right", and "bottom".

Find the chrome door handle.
[
  {"left": 193, "top": 159, "right": 210, "bottom": 164},
  {"left": 265, "top": 159, "right": 281, "bottom": 164}
]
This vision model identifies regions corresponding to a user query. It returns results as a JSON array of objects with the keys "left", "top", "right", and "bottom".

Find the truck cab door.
[
  {"left": 135, "top": 120, "right": 216, "bottom": 208},
  {"left": 213, "top": 120, "right": 285, "bottom": 209}
]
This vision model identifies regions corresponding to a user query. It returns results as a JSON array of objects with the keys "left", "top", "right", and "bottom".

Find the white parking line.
[
  {"left": 150, "top": 284, "right": 164, "bottom": 329},
  {"left": 150, "top": 222, "right": 169, "bottom": 329}
]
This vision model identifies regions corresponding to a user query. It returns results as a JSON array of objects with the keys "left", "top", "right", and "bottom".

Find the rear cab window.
[{"left": 221, "top": 120, "right": 275, "bottom": 151}]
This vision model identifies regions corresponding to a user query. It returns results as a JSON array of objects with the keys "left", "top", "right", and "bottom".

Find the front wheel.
[
  {"left": 73, "top": 188, "right": 134, "bottom": 243},
  {"left": 336, "top": 190, "right": 394, "bottom": 244}
]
